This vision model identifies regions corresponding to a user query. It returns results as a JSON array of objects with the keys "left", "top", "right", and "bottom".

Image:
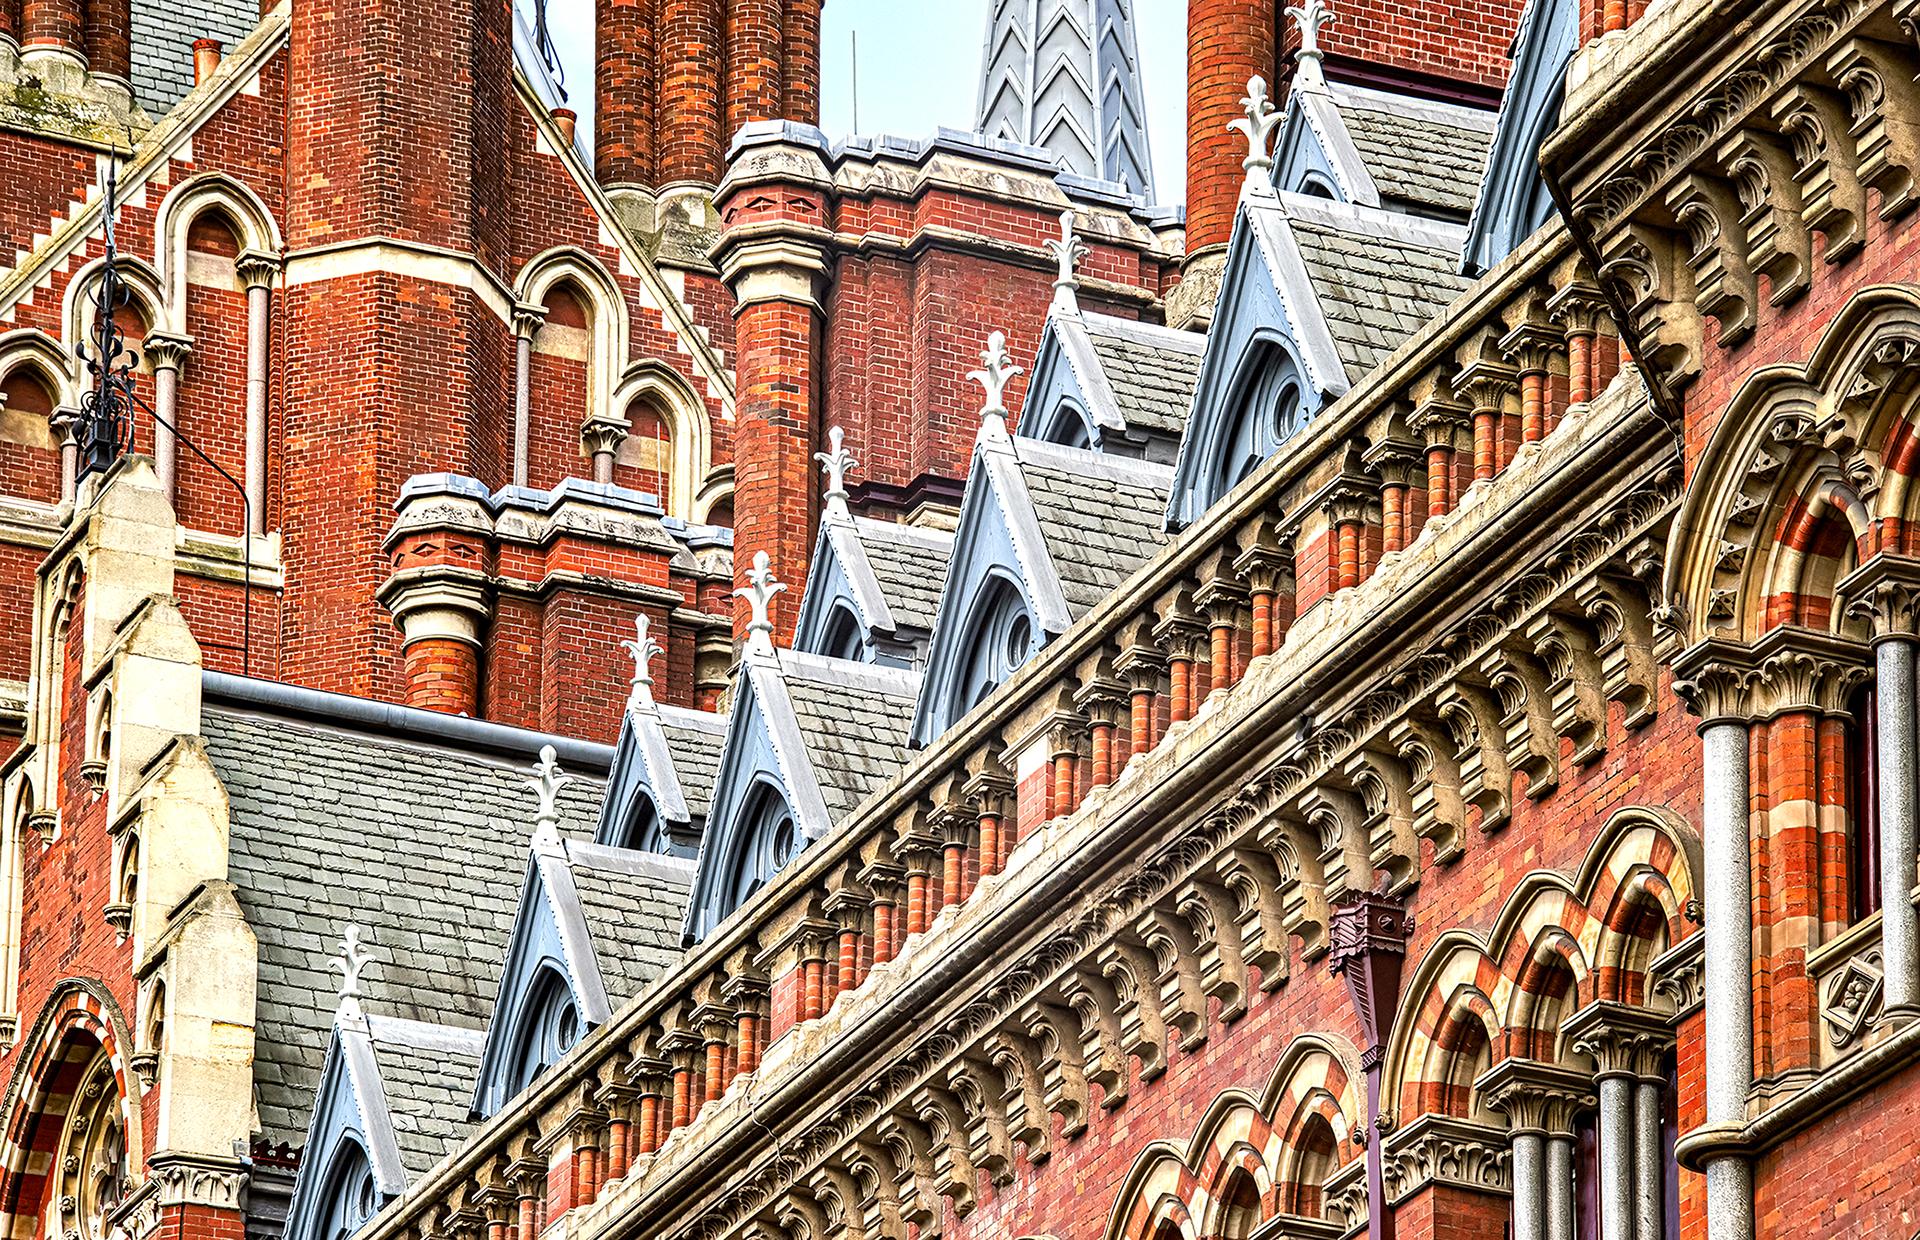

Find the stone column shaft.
[
  {"left": 1634, "top": 1079, "right": 1666, "bottom": 1240},
  {"left": 1511, "top": 1131, "right": 1546, "bottom": 1240},
  {"left": 243, "top": 280, "right": 271, "bottom": 533},
  {"left": 1702, "top": 718, "right": 1754, "bottom": 1240},
  {"left": 1597, "top": 1074, "right": 1634, "bottom": 1240},
  {"left": 513, "top": 333, "right": 534, "bottom": 487},
  {"left": 1876, "top": 636, "right": 1920, "bottom": 1016},
  {"left": 1545, "top": 1134, "right": 1576, "bottom": 1240}
]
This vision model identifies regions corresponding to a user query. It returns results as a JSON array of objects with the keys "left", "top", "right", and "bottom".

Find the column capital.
[
  {"left": 712, "top": 229, "right": 835, "bottom": 314},
  {"left": 1838, "top": 553, "right": 1920, "bottom": 643},
  {"left": 1454, "top": 358, "right": 1521, "bottom": 416},
  {"left": 1071, "top": 676, "right": 1129, "bottom": 726},
  {"left": 1408, "top": 390, "right": 1472, "bottom": 445},
  {"left": 141, "top": 330, "right": 194, "bottom": 374},
  {"left": 1672, "top": 626, "right": 1871, "bottom": 725},
  {"left": 512, "top": 301, "right": 548, "bottom": 340},
  {"left": 1320, "top": 474, "right": 1376, "bottom": 526},
  {"left": 1563, "top": 1000, "right": 1676, "bottom": 1080},
  {"left": 234, "top": 248, "right": 282, "bottom": 291},
  {"left": 1499, "top": 319, "right": 1565, "bottom": 376},
  {"left": 1546, "top": 280, "right": 1610, "bottom": 335},
  {"left": 1475, "top": 1057, "right": 1595, "bottom": 1137},
  {"left": 582, "top": 417, "right": 630, "bottom": 458},
  {"left": 1362, "top": 436, "right": 1426, "bottom": 486},
  {"left": 376, "top": 567, "right": 492, "bottom": 648}
]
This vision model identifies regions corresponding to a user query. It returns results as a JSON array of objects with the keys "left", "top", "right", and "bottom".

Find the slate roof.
[
  {"left": 206, "top": 708, "right": 603, "bottom": 1150},
  {"left": 777, "top": 653, "right": 919, "bottom": 820},
  {"left": 655, "top": 707, "right": 727, "bottom": 826},
  {"left": 850, "top": 518, "right": 956, "bottom": 635},
  {"left": 1286, "top": 210, "right": 1472, "bottom": 381},
  {"left": 129, "top": 0, "right": 261, "bottom": 115},
  {"left": 1015, "top": 439, "right": 1173, "bottom": 616},
  {"left": 363, "top": 1017, "right": 485, "bottom": 1180},
  {"left": 566, "top": 844, "right": 695, "bottom": 1005},
  {"left": 1079, "top": 313, "right": 1207, "bottom": 436},
  {"left": 1330, "top": 84, "right": 1497, "bottom": 218}
]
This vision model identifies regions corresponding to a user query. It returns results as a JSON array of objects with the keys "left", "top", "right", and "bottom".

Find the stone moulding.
[{"left": 1380, "top": 1113, "right": 1513, "bottom": 1203}]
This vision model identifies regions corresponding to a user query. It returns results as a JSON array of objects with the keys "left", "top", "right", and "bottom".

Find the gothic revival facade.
[{"left": 0, "top": 1, "right": 1912, "bottom": 1240}]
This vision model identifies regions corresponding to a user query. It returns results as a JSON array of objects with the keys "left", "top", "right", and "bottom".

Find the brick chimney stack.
[
  {"left": 1176, "top": 0, "right": 1275, "bottom": 330},
  {"left": 281, "top": 0, "right": 518, "bottom": 702},
  {"left": 594, "top": 0, "right": 823, "bottom": 191}
]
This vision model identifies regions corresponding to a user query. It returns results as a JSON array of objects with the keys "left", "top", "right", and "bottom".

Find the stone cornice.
[{"left": 1380, "top": 1113, "right": 1511, "bottom": 1203}]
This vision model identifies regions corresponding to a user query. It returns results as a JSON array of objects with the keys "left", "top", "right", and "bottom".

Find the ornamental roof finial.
[
  {"left": 330, "top": 924, "right": 374, "bottom": 1017},
  {"left": 621, "top": 613, "right": 663, "bottom": 713},
  {"left": 526, "top": 744, "right": 572, "bottom": 832},
  {"left": 815, "top": 426, "right": 858, "bottom": 522},
  {"left": 1287, "top": 0, "right": 1336, "bottom": 93},
  {"left": 1043, "top": 209, "right": 1089, "bottom": 314},
  {"left": 1228, "top": 76, "right": 1283, "bottom": 186},
  {"left": 969, "top": 331, "right": 1024, "bottom": 444},
  {"left": 736, "top": 551, "right": 787, "bottom": 655}
]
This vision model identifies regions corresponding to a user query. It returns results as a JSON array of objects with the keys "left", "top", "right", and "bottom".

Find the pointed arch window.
[
  {"left": 820, "top": 602, "right": 867, "bottom": 663},
  {"left": 1210, "top": 355, "right": 1304, "bottom": 505},
  {"left": 504, "top": 968, "right": 582, "bottom": 1098},
  {"left": 956, "top": 577, "right": 1035, "bottom": 718},
  {"left": 314, "top": 1137, "right": 379, "bottom": 1240},
  {"left": 724, "top": 782, "right": 801, "bottom": 912}
]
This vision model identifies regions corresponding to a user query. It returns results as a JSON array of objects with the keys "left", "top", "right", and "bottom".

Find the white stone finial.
[
  {"left": 621, "top": 613, "right": 663, "bottom": 712},
  {"left": 526, "top": 743, "right": 572, "bottom": 830},
  {"left": 1286, "top": 0, "right": 1336, "bottom": 93},
  {"left": 815, "top": 426, "right": 858, "bottom": 522},
  {"left": 968, "top": 331, "right": 1024, "bottom": 443},
  {"left": 1043, "top": 209, "right": 1089, "bottom": 314},
  {"left": 735, "top": 551, "right": 788, "bottom": 655},
  {"left": 331, "top": 924, "right": 373, "bottom": 1012},
  {"left": 1228, "top": 75, "right": 1283, "bottom": 184}
]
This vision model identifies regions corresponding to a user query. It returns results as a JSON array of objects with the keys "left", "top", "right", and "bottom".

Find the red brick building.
[{"left": 0, "top": 3, "right": 1915, "bottom": 1240}]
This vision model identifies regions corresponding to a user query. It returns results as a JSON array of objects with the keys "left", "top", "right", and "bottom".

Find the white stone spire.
[
  {"left": 815, "top": 426, "right": 857, "bottom": 522},
  {"left": 1287, "top": 0, "right": 1337, "bottom": 93},
  {"left": 969, "top": 331, "right": 1024, "bottom": 445},
  {"left": 1044, "top": 209, "right": 1089, "bottom": 314},
  {"left": 975, "top": 0, "right": 1156, "bottom": 197},
  {"left": 621, "top": 613, "right": 663, "bottom": 713},
  {"left": 736, "top": 551, "right": 787, "bottom": 656},
  {"left": 1229, "top": 76, "right": 1283, "bottom": 187}
]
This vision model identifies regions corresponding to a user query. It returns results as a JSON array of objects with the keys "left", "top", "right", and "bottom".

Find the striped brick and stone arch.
[
  {"left": 1385, "top": 805, "right": 1699, "bottom": 1120},
  {"left": 150, "top": 172, "right": 283, "bottom": 333},
  {"left": 514, "top": 248, "right": 632, "bottom": 490},
  {"left": 1664, "top": 284, "right": 1920, "bottom": 646},
  {"left": 1105, "top": 1035, "right": 1363, "bottom": 1240},
  {"left": 0, "top": 980, "right": 141, "bottom": 1240},
  {"left": 612, "top": 361, "right": 713, "bottom": 520},
  {"left": 0, "top": 330, "right": 80, "bottom": 507}
]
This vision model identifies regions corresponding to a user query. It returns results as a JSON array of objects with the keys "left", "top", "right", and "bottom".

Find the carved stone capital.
[
  {"left": 112, "top": 1153, "right": 247, "bottom": 1240},
  {"left": 1454, "top": 358, "right": 1520, "bottom": 417},
  {"left": 1545, "top": 280, "right": 1610, "bottom": 336},
  {"left": 1563, "top": 1000, "right": 1675, "bottom": 1080},
  {"left": 1648, "top": 932, "right": 1705, "bottom": 1018},
  {"left": 1408, "top": 391, "right": 1471, "bottom": 446},
  {"left": 377, "top": 566, "right": 492, "bottom": 648},
  {"left": 234, "top": 248, "right": 281, "bottom": 291},
  {"left": 1362, "top": 437, "right": 1426, "bottom": 487},
  {"left": 1498, "top": 319, "right": 1565, "bottom": 376},
  {"left": 1381, "top": 1113, "right": 1512, "bottom": 1203},
  {"left": 582, "top": 417, "right": 631, "bottom": 458},
  {"left": 1838, "top": 554, "right": 1920, "bottom": 642},
  {"left": 1474, "top": 1058, "right": 1595, "bottom": 1137},
  {"left": 512, "top": 301, "right": 548, "bottom": 340},
  {"left": 141, "top": 330, "right": 193, "bottom": 375}
]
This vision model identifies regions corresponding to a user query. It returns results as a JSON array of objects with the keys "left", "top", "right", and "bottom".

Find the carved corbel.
[
  {"left": 1433, "top": 677, "right": 1514, "bottom": 833},
  {"left": 870, "top": 1114, "right": 943, "bottom": 1239},
  {"left": 1338, "top": 746, "right": 1420, "bottom": 895},
  {"left": 1716, "top": 126, "right": 1812, "bottom": 306},
  {"left": 904, "top": 1085, "right": 981, "bottom": 1215},
  {"left": 1519, "top": 606, "right": 1610, "bottom": 766},
  {"left": 1092, "top": 932, "right": 1171, "bottom": 1080},
  {"left": 1130, "top": 905, "right": 1211, "bottom": 1051},
  {"left": 843, "top": 1139, "right": 911, "bottom": 1240},
  {"left": 1172, "top": 875, "right": 1251, "bottom": 1022},
  {"left": 1058, "top": 965, "right": 1132, "bottom": 1107},
  {"left": 1572, "top": 568, "right": 1662, "bottom": 730},
  {"left": 1769, "top": 81, "right": 1868, "bottom": 264},
  {"left": 980, "top": 1024, "right": 1052, "bottom": 1163},
  {"left": 1299, "top": 783, "right": 1372, "bottom": 903},
  {"left": 804, "top": 1162, "right": 871, "bottom": 1240},
  {"left": 1827, "top": 36, "right": 1920, "bottom": 221},
  {"left": 1596, "top": 222, "right": 1703, "bottom": 388},
  {"left": 1663, "top": 172, "right": 1757, "bottom": 346},
  {"left": 1213, "top": 837, "right": 1292, "bottom": 988},
  {"left": 1472, "top": 640, "right": 1561, "bottom": 798},
  {"left": 1386, "top": 709, "right": 1468, "bottom": 866},
  {"left": 1249, "top": 805, "right": 1330, "bottom": 955},
  {"left": 1015, "top": 999, "right": 1092, "bottom": 1138},
  {"left": 943, "top": 1055, "right": 1017, "bottom": 1186}
]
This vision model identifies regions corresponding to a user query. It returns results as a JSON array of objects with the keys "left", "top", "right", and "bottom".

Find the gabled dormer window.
[
  {"left": 1202, "top": 349, "right": 1307, "bottom": 512},
  {"left": 504, "top": 968, "right": 581, "bottom": 1097},
  {"left": 819, "top": 602, "right": 867, "bottom": 662}
]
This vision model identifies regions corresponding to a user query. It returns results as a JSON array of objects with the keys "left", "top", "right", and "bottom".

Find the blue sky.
[{"left": 546, "top": 1, "right": 1190, "bottom": 205}]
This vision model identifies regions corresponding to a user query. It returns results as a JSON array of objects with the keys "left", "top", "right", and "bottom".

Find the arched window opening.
[
  {"left": 505, "top": 968, "right": 582, "bottom": 1099},
  {"left": 724, "top": 783, "right": 801, "bottom": 914},
  {"left": 1039, "top": 401, "right": 1094, "bottom": 450},
  {"left": 1149, "top": 1218, "right": 1186, "bottom": 1240},
  {"left": 615, "top": 791, "right": 663, "bottom": 853},
  {"left": 1205, "top": 353, "right": 1305, "bottom": 515},
  {"left": 1289, "top": 1115, "right": 1338, "bottom": 1219},
  {"left": 1510, "top": 951, "right": 1578, "bottom": 1061},
  {"left": 529, "top": 282, "right": 592, "bottom": 491},
  {"left": 0, "top": 366, "right": 62, "bottom": 505},
  {"left": 315, "top": 1137, "right": 379, "bottom": 1240},
  {"left": 1218, "top": 1170, "right": 1264, "bottom": 1239},
  {"left": 48, "top": 1048, "right": 129, "bottom": 1240},
  {"left": 1448, "top": 1017, "right": 1494, "bottom": 1122},
  {"left": 615, "top": 396, "right": 672, "bottom": 501},
  {"left": 704, "top": 498, "right": 734, "bottom": 530},
  {"left": 176, "top": 209, "right": 247, "bottom": 536},
  {"left": 1299, "top": 174, "right": 1338, "bottom": 200},
  {"left": 955, "top": 578, "right": 1034, "bottom": 722},
  {"left": 1847, "top": 683, "right": 1882, "bottom": 923},
  {"left": 820, "top": 603, "right": 866, "bottom": 663}
]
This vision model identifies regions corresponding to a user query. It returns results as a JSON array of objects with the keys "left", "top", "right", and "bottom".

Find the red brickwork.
[
  {"left": 732, "top": 296, "right": 820, "bottom": 641},
  {"left": 1186, "top": 0, "right": 1276, "bottom": 258}
]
